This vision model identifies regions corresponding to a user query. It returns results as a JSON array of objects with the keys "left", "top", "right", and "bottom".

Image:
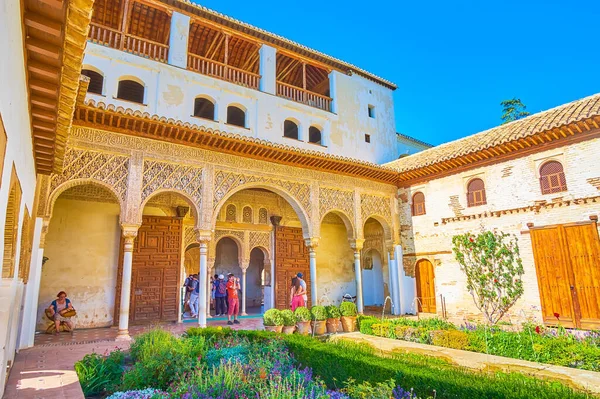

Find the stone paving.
[
  {"left": 333, "top": 332, "right": 600, "bottom": 395},
  {"left": 3, "top": 317, "right": 263, "bottom": 399}
]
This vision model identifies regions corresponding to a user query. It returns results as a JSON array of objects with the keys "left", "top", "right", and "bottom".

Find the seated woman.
[{"left": 47, "top": 291, "right": 75, "bottom": 335}]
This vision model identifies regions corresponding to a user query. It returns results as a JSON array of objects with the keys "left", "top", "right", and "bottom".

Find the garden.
[{"left": 76, "top": 326, "right": 596, "bottom": 399}]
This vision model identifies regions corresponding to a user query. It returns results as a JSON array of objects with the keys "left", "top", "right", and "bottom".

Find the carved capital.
[
  {"left": 349, "top": 239, "right": 365, "bottom": 252},
  {"left": 121, "top": 224, "right": 140, "bottom": 252},
  {"left": 388, "top": 247, "right": 396, "bottom": 261},
  {"left": 304, "top": 237, "right": 320, "bottom": 250},
  {"left": 39, "top": 218, "right": 51, "bottom": 249},
  {"left": 195, "top": 229, "right": 212, "bottom": 245}
]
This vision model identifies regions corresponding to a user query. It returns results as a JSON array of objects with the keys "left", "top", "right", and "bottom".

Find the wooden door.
[
  {"left": 531, "top": 222, "right": 600, "bottom": 329},
  {"left": 116, "top": 216, "right": 182, "bottom": 324},
  {"left": 415, "top": 259, "right": 436, "bottom": 313},
  {"left": 275, "top": 226, "right": 310, "bottom": 309}
]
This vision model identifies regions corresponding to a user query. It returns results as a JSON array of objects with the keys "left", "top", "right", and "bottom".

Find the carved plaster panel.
[
  {"left": 249, "top": 231, "right": 270, "bottom": 251},
  {"left": 361, "top": 193, "right": 392, "bottom": 224},
  {"left": 184, "top": 225, "right": 197, "bottom": 248},
  {"left": 214, "top": 229, "right": 245, "bottom": 245},
  {"left": 141, "top": 160, "right": 203, "bottom": 204},
  {"left": 50, "top": 147, "right": 129, "bottom": 202},
  {"left": 319, "top": 187, "right": 354, "bottom": 223}
]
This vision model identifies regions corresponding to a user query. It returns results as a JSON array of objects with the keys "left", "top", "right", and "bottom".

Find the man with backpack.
[
  {"left": 188, "top": 274, "right": 200, "bottom": 318},
  {"left": 214, "top": 274, "right": 228, "bottom": 316}
]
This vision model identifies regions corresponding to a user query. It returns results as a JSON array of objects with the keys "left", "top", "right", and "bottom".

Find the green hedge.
[{"left": 184, "top": 327, "right": 591, "bottom": 399}]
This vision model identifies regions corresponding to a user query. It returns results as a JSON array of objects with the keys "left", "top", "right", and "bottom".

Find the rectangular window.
[
  {"left": 368, "top": 105, "right": 375, "bottom": 118},
  {"left": 365, "top": 134, "right": 371, "bottom": 143}
]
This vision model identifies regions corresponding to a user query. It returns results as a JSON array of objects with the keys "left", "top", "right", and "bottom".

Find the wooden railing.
[
  {"left": 88, "top": 23, "right": 169, "bottom": 63},
  {"left": 276, "top": 81, "right": 331, "bottom": 112},
  {"left": 187, "top": 53, "right": 260, "bottom": 90}
]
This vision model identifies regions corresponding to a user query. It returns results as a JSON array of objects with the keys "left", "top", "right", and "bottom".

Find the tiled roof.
[
  {"left": 163, "top": 0, "right": 397, "bottom": 90},
  {"left": 396, "top": 132, "right": 433, "bottom": 148},
  {"left": 386, "top": 93, "right": 600, "bottom": 173}
]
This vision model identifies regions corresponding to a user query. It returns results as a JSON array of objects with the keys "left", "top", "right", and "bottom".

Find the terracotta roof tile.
[{"left": 386, "top": 93, "right": 600, "bottom": 173}]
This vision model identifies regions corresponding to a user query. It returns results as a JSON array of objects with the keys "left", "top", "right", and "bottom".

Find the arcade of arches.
[{"left": 33, "top": 126, "right": 402, "bottom": 339}]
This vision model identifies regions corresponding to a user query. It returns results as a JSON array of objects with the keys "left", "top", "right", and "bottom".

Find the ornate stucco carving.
[
  {"left": 319, "top": 187, "right": 354, "bottom": 223},
  {"left": 360, "top": 193, "right": 392, "bottom": 224},
  {"left": 214, "top": 229, "right": 245, "bottom": 244},
  {"left": 141, "top": 160, "right": 203, "bottom": 204},
  {"left": 249, "top": 231, "right": 270, "bottom": 251},
  {"left": 184, "top": 225, "right": 197, "bottom": 248}
]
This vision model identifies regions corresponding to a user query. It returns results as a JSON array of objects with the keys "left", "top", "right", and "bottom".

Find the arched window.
[
  {"left": 467, "top": 178, "right": 487, "bottom": 207},
  {"left": 242, "top": 206, "right": 253, "bottom": 223},
  {"left": 193, "top": 97, "right": 215, "bottom": 120},
  {"left": 227, "top": 105, "right": 246, "bottom": 127},
  {"left": 308, "top": 126, "right": 322, "bottom": 144},
  {"left": 225, "top": 204, "right": 236, "bottom": 222},
  {"left": 117, "top": 79, "right": 145, "bottom": 104},
  {"left": 412, "top": 192, "right": 426, "bottom": 216},
  {"left": 258, "top": 208, "right": 268, "bottom": 224},
  {"left": 82, "top": 69, "right": 104, "bottom": 95},
  {"left": 539, "top": 161, "right": 567, "bottom": 194},
  {"left": 284, "top": 120, "right": 299, "bottom": 140}
]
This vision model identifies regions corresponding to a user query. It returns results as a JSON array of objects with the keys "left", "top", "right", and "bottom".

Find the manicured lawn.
[{"left": 75, "top": 327, "right": 595, "bottom": 398}]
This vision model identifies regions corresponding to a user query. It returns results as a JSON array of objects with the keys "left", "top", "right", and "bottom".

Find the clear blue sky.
[{"left": 196, "top": 0, "right": 600, "bottom": 146}]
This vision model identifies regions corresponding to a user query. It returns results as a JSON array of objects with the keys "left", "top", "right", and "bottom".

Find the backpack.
[
  {"left": 187, "top": 278, "right": 196, "bottom": 292},
  {"left": 217, "top": 280, "right": 227, "bottom": 295}
]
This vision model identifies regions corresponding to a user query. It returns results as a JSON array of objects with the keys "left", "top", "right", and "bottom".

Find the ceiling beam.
[
  {"left": 26, "top": 38, "right": 61, "bottom": 58},
  {"left": 28, "top": 61, "right": 60, "bottom": 80},
  {"left": 24, "top": 12, "right": 63, "bottom": 36}
]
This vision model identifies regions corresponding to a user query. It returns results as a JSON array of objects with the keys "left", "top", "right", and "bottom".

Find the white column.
[
  {"left": 259, "top": 44, "right": 276, "bottom": 94},
  {"left": 328, "top": 71, "right": 339, "bottom": 114},
  {"left": 167, "top": 11, "right": 191, "bottom": 68},
  {"left": 241, "top": 262, "right": 248, "bottom": 316},
  {"left": 350, "top": 240, "right": 365, "bottom": 314},
  {"left": 305, "top": 238, "right": 319, "bottom": 305},
  {"left": 206, "top": 262, "right": 213, "bottom": 319},
  {"left": 389, "top": 247, "right": 402, "bottom": 316},
  {"left": 117, "top": 225, "right": 139, "bottom": 340},
  {"left": 196, "top": 230, "right": 210, "bottom": 328}
]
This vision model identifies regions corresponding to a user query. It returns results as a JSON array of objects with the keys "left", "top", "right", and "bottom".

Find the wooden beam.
[
  {"left": 37, "top": 0, "right": 63, "bottom": 9},
  {"left": 32, "top": 120, "right": 55, "bottom": 132},
  {"left": 24, "top": 12, "right": 62, "bottom": 36},
  {"left": 28, "top": 61, "right": 60, "bottom": 80},
  {"left": 31, "top": 107, "right": 56, "bottom": 122},
  {"left": 277, "top": 58, "right": 299, "bottom": 81},
  {"left": 26, "top": 38, "right": 60, "bottom": 58},
  {"left": 31, "top": 96, "right": 56, "bottom": 110},
  {"left": 30, "top": 80, "right": 58, "bottom": 96}
]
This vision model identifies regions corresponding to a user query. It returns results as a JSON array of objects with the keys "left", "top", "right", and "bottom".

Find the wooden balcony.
[
  {"left": 88, "top": 23, "right": 169, "bottom": 63},
  {"left": 276, "top": 81, "right": 331, "bottom": 112},
  {"left": 187, "top": 53, "right": 260, "bottom": 90}
]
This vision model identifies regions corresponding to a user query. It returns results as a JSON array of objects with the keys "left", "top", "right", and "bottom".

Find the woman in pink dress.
[{"left": 290, "top": 277, "right": 306, "bottom": 311}]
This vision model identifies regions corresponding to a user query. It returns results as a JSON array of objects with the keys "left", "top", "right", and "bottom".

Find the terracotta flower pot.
[
  {"left": 296, "top": 321, "right": 312, "bottom": 335},
  {"left": 282, "top": 325, "right": 296, "bottom": 335},
  {"left": 326, "top": 318, "right": 341, "bottom": 334},
  {"left": 264, "top": 325, "right": 283, "bottom": 333},
  {"left": 311, "top": 320, "right": 327, "bottom": 335},
  {"left": 341, "top": 316, "right": 357, "bottom": 332}
]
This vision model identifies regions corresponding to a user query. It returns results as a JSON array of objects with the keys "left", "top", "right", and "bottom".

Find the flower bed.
[
  {"left": 75, "top": 328, "right": 592, "bottom": 398},
  {"left": 359, "top": 316, "right": 600, "bottom": 371}
]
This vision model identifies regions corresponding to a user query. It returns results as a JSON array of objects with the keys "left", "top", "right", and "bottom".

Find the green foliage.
[
  {"left": 430, "top": 330, "right": 470, "bottom": 350},
  {"left": 311, "top": 305, "right": 328, "bottom": 321},
  {"left": 371, "top": 323, "right": 392, "bottom": 338},
  {"left": 294, "top": 306, "right": 311, "bottom": 322},
  {"left": 263, "top": 308, "right": 284, "bottom": 326},
  {"left": 340, "top": 301, "right": 358, "bottom": 317},
  {"left": 342, "top": 378, "right": 398, "bottom": 399},
  {"left": 500, "top": 98, "right": 530, "bottom": 124},
  {"left": 325, "top": 305, "right": 341, "bottom": 319},
  {"left": 75, "top": 350, "right": 124, "bottom": 396},
  {"left": 452, "top": 230, "right": 524, "bottom": 325},
  {"left": 281, "top": 309, "right": 297, "bottom": 326}
]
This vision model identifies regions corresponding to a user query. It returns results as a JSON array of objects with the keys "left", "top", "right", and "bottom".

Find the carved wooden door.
[
  {"left": 531, "top": 223, "right": 600, "bottom": 329},
  {"left": 275, "top": 226, "right": 310, "bottom": 309},
  {"left": 116, "top": 216, "right": 182, "bottom": 324},
  {"left": 415, "top": 259, "right": 436, "bottom": 313}
]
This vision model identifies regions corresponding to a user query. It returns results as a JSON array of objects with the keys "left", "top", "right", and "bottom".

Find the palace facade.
[{"left": 0, "top": 0, "right": 599, "bottom": 396}]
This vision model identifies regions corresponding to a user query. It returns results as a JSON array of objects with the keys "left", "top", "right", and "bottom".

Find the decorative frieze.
[
  {"left": 141, "top": 160, "right": 203, "bottom": 204},
  {"left": 319, "top": 187, "right": 354, "bottom": 223},
  {"left": 249, "top": 231, "right": 270, "bottom": 251},
  {"left": 360, "top": 193, "right": 391, "bottom": 224}
]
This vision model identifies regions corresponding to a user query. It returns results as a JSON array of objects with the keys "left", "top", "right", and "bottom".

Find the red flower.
[
  {"left": 553, "top": 312, "right": 560, "bottom": 319},
  {"left": 494, "top": 279, "right": 498, "bottom": 283},
  {"left": 535, "top": 326, "right": 541, "bottom": 334},
  {"left": 469, "top": 237, "right": 474, "bottom": 243}
]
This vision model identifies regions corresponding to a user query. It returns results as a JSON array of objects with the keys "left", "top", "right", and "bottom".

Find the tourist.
[
  {"left": 189, "top": 274, "right": 200, "bottom": 318},
  {"left": 290, "top": 277, "right": 306, "bottom": 311},
  {"left": 214, "top": 274, "right": 227, "bottom": 316},
  {"left": 183, "top": 273, "right": 194, "bottom": 314},
  {"left": 296, "top": 272, "right": 308, "bottom": 303},
  {"left": 209, "top": 274, "right": 216, "bottom": 311},
  {"left": 47, "top": 291, "right": 75, "bottom": 335},
  {"left": 226, "top": 273, "right": 240, "bottom": 325}
]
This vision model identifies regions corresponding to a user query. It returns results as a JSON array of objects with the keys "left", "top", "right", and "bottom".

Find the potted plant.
[
  {"left": 263, "top": 309, "right": 284, "bottom": 333},
  {"left": 294, "top": 306, "right": 312, "bottom": 335},
  {"left": 340, "top": 302, "right": 358, "bottom": 332},
  {"left": 325, "top": 305, "right": 341, "bottom": 333},
  {"left": 281, "top": 309, "right": 297, "bottom": 334},
  {"left": 311, "top": 305, "right": 328, "bottom": 335}
]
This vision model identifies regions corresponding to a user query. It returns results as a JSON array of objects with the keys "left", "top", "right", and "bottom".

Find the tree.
[
  {"left": 452, "top": 230, "right": 524, "bottom": 325},
  {"left": 500, "top": 98, "right": 530, "bottom": 124}
]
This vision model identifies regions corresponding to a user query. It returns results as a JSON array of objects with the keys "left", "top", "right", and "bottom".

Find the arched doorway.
[
  {"left": 362, "top": 249, "right": 384, "bottom": 306},
  {"left": 415, "top": 259, "right": 436, "bottom": 313},
  {"left": 38, "top": 183, "right": 122, "bottom": 331},
  {"left": 247, "top": 247, "right": 265, "bottom": 313},
  {"left": 214, "top": 237, "right": 240, "bottom": 278}
]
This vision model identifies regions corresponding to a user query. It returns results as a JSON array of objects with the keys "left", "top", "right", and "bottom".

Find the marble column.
[
  {"left": 350, "top": 239, "right": 365, "bottom": 314},
  {"left": 196, "top": 230, "right": 211, "bottom": 328},
  {"left": 206, "top": 260, "right": 214, "bottom": 319},
  {"left": 241, "top": 261, "right": 249, "bottom": 316},
  {"left": 304, "top": 238, "right": 319, "bottom": 305},
  {"left": 117, "top": 224, "right": 139, "bottom": 340}
]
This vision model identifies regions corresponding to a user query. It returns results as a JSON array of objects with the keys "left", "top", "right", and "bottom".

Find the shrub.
[
  {"left": 371, "top": 323, "right": 392, "bottom": 338},
  {"left": 430, "top": 330, "right": 470, "bottom": 350},
  {"left": 263, "top": 308, "right": 284, "bottom": 326},
  {"left": 359, "top": 316, "right": 378, "bottom": 335},
  {"left": 107, "top": 388, "right": 168, "bottom": 399},
  {"left": 310, "top": 305, "right": 327, "bottom": 321},
  {"left": 326, "top": 305, "right": 341, "bottom": 319},
  {"left": 294, "top": 306, "right": 311, "bottom": 322},
  {"left": 75, "top": 350, "right": 124, "bottom": 396},
  {"left": 340, "top": 301, "right": 357, "bottom": 317},
  {"left": 281, "top": 309, "right": 297, "bottom": 326}
]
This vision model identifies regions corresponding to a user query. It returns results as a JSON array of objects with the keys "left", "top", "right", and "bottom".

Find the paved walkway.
[
  {"left": 333, "top": 332, "right": 600, "bottom": 395},
  {"left": 4, "top": 317, "right": 263, "bottom": 399}
]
